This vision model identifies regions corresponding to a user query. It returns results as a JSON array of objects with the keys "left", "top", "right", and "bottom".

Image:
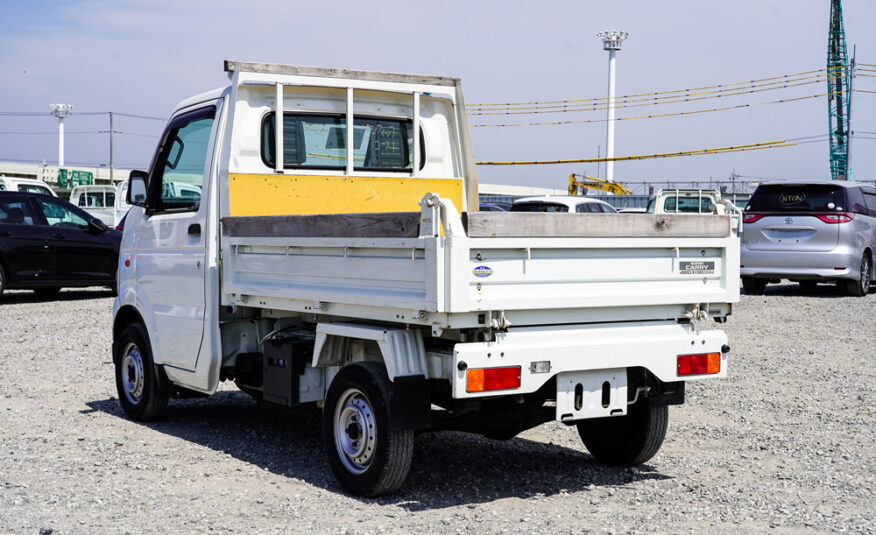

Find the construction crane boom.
[
  {"left": 568, "top": 173, "right": 633, "bottom": 196},
  {"left": 828, "top": 0, "right": 851, "bottom": 180}
]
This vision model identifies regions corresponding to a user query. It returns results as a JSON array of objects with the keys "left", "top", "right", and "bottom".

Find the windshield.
[
  {"left": 510, "top": 202, "right": 569, "bottom": 213},
  {"left": 746, "top": 185, "right": 845, "bottom": 212}
]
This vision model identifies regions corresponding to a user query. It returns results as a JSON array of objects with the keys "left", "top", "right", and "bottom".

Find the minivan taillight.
[
  {"left": 813, "top": 213, "right": 854, "bottom": 224},
  {"left": 743, "top": 212, "right": 767, "bottom": 224}
]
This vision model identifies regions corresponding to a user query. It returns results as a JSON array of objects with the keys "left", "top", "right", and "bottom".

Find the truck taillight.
[
  {"left": 743, "top": 212, "right": 767, "bottom": 224},
  {"left": 677, "top": 353, "right": 721, "bottom": 376},
  {"left": 813, "top": 212, "right": 854, "bottom": 224},
  {"left": 466, "top": 366, "right": 521, "bottom": 392}
]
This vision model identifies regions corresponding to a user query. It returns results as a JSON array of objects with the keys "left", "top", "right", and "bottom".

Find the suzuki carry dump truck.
[{"left": 112, "top": 61, "right": 739, "bottom": 496}]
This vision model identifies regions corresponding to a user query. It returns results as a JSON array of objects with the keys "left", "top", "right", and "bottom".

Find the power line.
[
  {"left": 467, "top": 66, "right": 839, "bottom": 108},
  {"left": 468, "top": 72, "right": 834, "bottom": 113},
  {"left": 0, "top": 111, "right": 165, "bottom": 120},
  {"left": 471, "top": 92, "right": 831, "bottom": 128}
]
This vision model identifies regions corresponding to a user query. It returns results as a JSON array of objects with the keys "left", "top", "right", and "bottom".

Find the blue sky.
[{"left": 1, "top": 0, "right": 874, "bottom": 191}]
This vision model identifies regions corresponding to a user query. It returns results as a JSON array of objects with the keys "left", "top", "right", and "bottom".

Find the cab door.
[{"left": 133, "top": 103, "right": 218, "bottom": 372}]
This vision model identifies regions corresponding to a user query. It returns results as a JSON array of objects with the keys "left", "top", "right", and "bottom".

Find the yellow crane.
[{"left": 568, "top": 173, "right": 633, "bottom": 196}]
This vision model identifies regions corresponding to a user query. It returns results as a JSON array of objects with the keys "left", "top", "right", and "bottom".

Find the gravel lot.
[{"left": 1, "top": 283, "right": 874, "bottom": 534}]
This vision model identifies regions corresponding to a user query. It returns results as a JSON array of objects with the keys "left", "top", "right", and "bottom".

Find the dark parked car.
[{"left": 0, "top": 191, "right": 121, "bottom": 297}]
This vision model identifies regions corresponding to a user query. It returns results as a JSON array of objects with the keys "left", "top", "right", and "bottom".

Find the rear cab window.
[
  {"left": 663, "top": 196, "right": 713, "bottom": 213},
  {"left": 262, "top": 113, "right": 424, "bottom": 172},
  {"left": 747, "top": 185, "right": 845, "bottom": 213}
]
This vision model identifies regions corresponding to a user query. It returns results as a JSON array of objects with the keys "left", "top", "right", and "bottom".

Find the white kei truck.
[{"left": 112, "top": 61, "right": 739, "bottom": 497}]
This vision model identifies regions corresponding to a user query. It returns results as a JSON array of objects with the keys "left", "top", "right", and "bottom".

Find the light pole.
[
  {"left": 49, "top": 104, "right": 73, "bottom": 168},
  {"left": 597, "top": 30, "right": 629, "bottom": 183}
]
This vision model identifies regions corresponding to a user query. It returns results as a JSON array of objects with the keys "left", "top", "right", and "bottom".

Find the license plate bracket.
[{"left": 556, "top": 368, "right": 627, "bottom": 422}]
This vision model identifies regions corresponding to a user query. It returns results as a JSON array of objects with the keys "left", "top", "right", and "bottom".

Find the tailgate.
[{"left": 444, "top": 212, "right": 740, "bottom": 312}]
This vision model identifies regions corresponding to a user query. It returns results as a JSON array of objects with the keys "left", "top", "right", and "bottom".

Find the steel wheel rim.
[
  {"left": 333, "top": 387, "right": 377, "bottom": 475},
  {"left": 122, "top": 342, "right": 145, "bottom": 405},
  {"left": 862, "top": 257, "right": 871, "bottom": 293}
]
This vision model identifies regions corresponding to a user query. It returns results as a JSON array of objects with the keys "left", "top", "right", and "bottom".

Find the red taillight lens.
[
  {"left": 115, "top": 223, "right": 124, "bottom": 231},
  {"left": 677, "top": 353, "right": 721, "bottom": 376},
  {"left": 743, "top": 212, "right": 767, "bottom": 224},
  {"left": 466, "top": 366, "right": 521, "bottom": 392},
  {"left": 813, "top": 213, "right": 854, "bottom": 224}
]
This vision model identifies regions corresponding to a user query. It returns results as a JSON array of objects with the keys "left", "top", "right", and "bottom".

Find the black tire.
[
  {"left": 33, "top": 287, "right": 61, "bottom": 297},
  {"left": 844, "top": 255, "right": 871, "bottom": 297},
  {"left": 576, "top": 398, "right": 668, "bottom": 467},
  {"left": 322, "top": 362, "right": 414, "bottom": 497},
  {"left": 742, "top": 277, "right": 768, "bottom": 295},
  {"left": 113, "top": 323, "right": 169, "bottom": 421}
]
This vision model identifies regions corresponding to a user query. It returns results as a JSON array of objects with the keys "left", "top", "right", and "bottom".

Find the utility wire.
[
  {"left": 469, "top": 72, "right": 834, "bottom": 113},
  {"left": 467, "top": 67, "right": 839, "bottom": 108},
  {"left": 469, "top": 78, "right": 827, "bottom": 116},
  {"left": 471, "top": 92, "right": 831, "bottom": 128},
  {"left": 0, "top": 111, "right": 165, "bottom": 120}
]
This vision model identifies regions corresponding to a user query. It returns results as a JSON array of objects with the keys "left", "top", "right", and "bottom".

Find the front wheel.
[
  {"left": 114, "top": 323, "right": 169, "bottom": 421},
  {"left": 322, "top": 362, "right": 413, "bottom": 497},
  {"left": 576, "top": 398, "right": 668, "bottom": 466},
  {"left": 844, "top": 254, "right": 871, "bottom": 297}
]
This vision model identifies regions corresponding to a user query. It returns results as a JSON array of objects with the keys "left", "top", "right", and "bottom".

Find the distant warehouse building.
[{"left": 0, "top": 161, "right": 130, "bottom": 199}]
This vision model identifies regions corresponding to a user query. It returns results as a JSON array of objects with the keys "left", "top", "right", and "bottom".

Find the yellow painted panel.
[{"left": 228, "top": 174, "right": 464, "bottom": 216}]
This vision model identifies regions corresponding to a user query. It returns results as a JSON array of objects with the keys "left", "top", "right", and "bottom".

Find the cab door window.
[{"left": 149, "top": 107, "right": 215, "bottom": 213}]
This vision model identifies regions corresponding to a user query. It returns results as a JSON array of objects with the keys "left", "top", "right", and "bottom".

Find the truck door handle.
[
  {"left": 0, "top": 231, "right": 10, "bottom": 237},
  {"left": 52, "top": 234, "right": 67, "bottom": 239},
  {"left": 188, "top": 223, "right": 201, "bottom": 236}
]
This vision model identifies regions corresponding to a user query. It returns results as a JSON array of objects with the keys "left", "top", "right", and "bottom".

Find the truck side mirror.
[{"left": 128, "top": 170, "right": 148, "bottom": 207}]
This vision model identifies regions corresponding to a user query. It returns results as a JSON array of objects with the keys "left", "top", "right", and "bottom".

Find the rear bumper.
[
  {"left": 451, "top": 321, "right": 728, "bottom": 400},
  {"left": 740, "top": 244, "right": 859, "bottom": 280}
]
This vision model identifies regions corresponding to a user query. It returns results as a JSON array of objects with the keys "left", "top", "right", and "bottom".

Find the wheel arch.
[{"left": 113, "top": 305, "right": 147, "bottom": 363}]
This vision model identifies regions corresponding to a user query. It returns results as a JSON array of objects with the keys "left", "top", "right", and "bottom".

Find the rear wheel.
[
  {"left": 742, "top": 277, "right": 768, "bottom": 295},
  {"left": 322, "top": 362, "right": 413, "bottom": 497},
  {"left": 114, "top": 323, "right": 169, "bottom": 421},
  {"left": 576, "top": 398, "right": 668, "bottom": 466},
  {"left": 845, "top": 254, "right": 871, "bottom": 297}
]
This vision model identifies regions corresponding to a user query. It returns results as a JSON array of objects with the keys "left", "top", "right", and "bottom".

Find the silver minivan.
[{"left": 740, "top": 181, "right": 876, "bottom": 296}]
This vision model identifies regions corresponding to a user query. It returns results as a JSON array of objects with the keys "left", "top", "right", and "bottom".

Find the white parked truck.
[{"left": 112, "top": 61, "right": 739, "bottom": 496}]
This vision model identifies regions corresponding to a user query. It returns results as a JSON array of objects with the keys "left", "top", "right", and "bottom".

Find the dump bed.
[{"left": 221, "top": 201, "right": 739, "bottom": 330}]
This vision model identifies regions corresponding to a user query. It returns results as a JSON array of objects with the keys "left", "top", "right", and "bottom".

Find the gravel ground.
[{"left": 1, "top": 283, "right": 874, "bottom": 534}]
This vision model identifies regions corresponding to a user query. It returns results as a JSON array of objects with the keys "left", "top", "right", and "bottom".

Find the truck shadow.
[{"left": 85, "top": 393, "right": 670, "bottom": 509}]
